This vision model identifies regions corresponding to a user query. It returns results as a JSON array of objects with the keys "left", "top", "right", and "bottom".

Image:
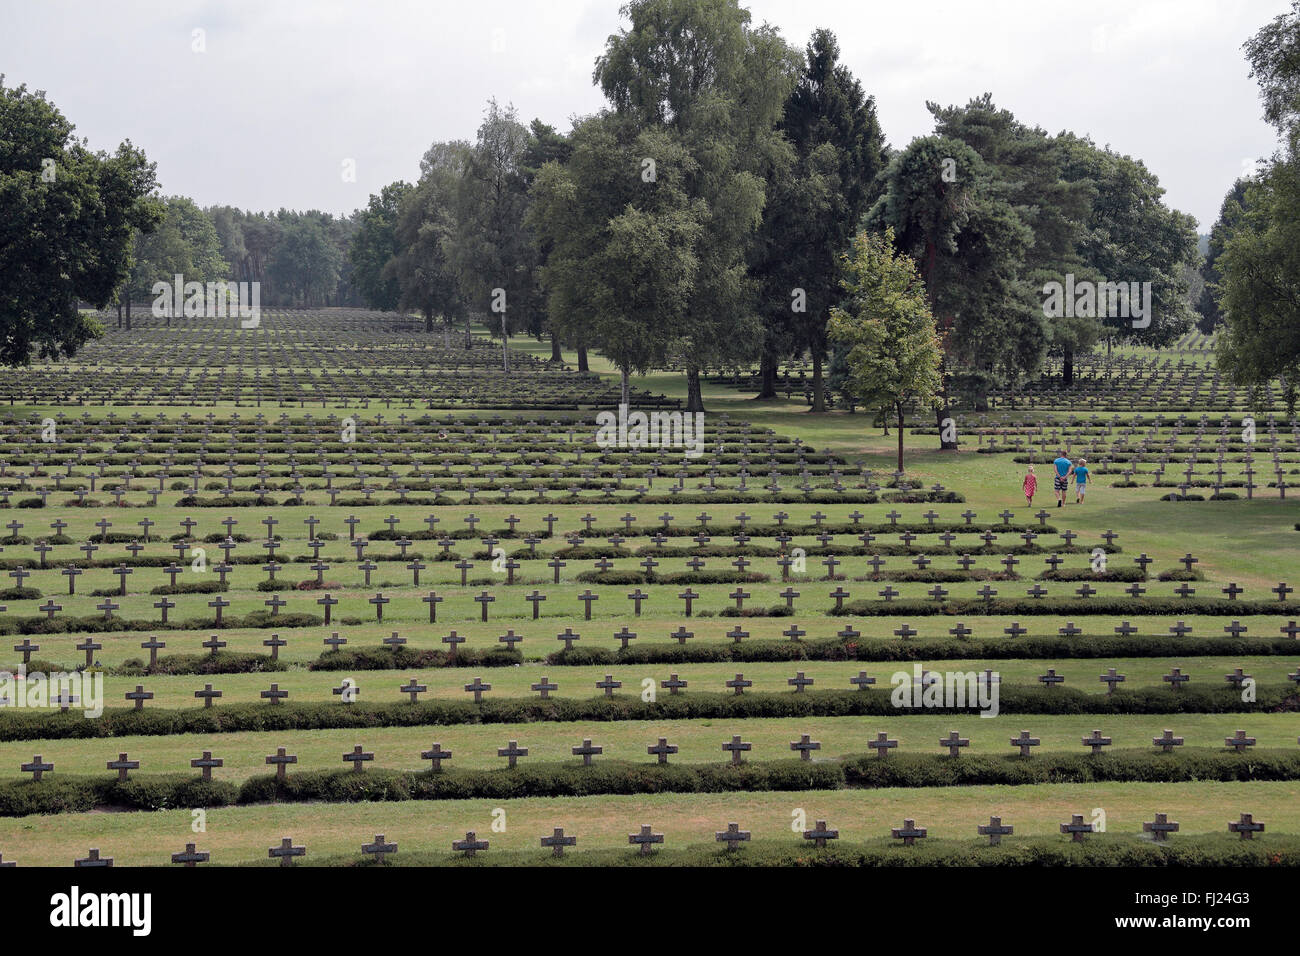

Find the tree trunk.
[
  {"left": 116, "top": 303, "right": 122, "bottom": 329},
  {"left": 935, "top": 405, "right": 956, "bottom": 449},
  {"left": 443, "top": 319, "right": 450, "bottom": 350},
  {"left": 501, "top": 313, "right": 509, "bottom": 373},
  {"left": 577, "top": 347, "right": 589, "bottom": 372},
  {"left": 896, "top": 403, "right": 905, "bottom": 474},
  {"left": 125, "top": 299, "right": 131, "bottom": 331},
  {"left": 880, "top": 408, "right": 889, "bottom": 435},
  {"left": 464, "top": 316, "right": 472, "bottom": 349},
  {"left": 424, "top": 309, "right": 433, "bottom": 333},
  {"left": 550, "top": 332, "right": 562, "bottom": 363},
  {"left": 685, "top": 368, "right": 704, "bottom": 413},
  {"left": 620, "top": 367, "right": 631, "bottom": 407},
  {"left": 810, "top": 351, "right": 825, "bottom": 412},
  {"left": 1063, "top": 345, "right": 1074, "bottom": 387},
  {"left": 757, "top": 347, "right": 778, "bottom": 399}
]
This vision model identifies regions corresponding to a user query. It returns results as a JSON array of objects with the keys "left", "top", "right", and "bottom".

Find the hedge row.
[
  {"left": 572, "top": 521, "right": 1057, "bottom": 539},
  {"left": 308, "top": 645, "right": 523, "bottom": 671},
  {"left": 0, "top": 774, "right": 236, "bottom": 816},
  {"left": 842, "top": 748, "right": 1300, "bottom": 788},
  {"left": 0, "top": 611, "right": 321, "bottom": 635},
  {"left": 0, "top": 761, "right": 839, "bottom": 816},
  {"left": 112, "top": 651, "right": 287, "bottom": 676},
  {"left": 555, "top": 633, "right": 1300, "bottom": 665},
  {"left": 832, "top": 597, "right": 1300, "bottom": 617},
  {"left": 0, "top": 685, "right": 1292, "bottom": 742}
]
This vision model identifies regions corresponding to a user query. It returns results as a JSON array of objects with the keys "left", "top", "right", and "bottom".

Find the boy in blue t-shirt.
[
  {"left": 1073, "top": 458, "right": 1090, "bottom": 503},
  {"left": 1051, "top": 452, "right": 1073, "bottom": 508}
]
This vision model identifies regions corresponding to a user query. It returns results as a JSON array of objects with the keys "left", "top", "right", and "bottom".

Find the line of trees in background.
[
  {"left": 3, "top": 0, "right": 1294, "bottom": 419},
  {"left": 112, "top": 202, "right": 361, "bottom": 326},
  {"left": 351, "top": 0, "right": 1204, "bottom": 418}
]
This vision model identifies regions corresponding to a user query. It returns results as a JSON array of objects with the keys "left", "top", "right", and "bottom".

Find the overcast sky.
[{"left": 1, "top": 0, "right": 1289, "bottom": 229}]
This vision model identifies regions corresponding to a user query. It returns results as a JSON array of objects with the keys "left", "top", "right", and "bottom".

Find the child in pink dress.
[{"left": 1023, "top": 466, "right": 1037, "bottom": 506}]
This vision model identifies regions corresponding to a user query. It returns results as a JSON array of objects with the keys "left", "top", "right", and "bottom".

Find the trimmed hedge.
[
  {"left": 843, "top": 748, "right": 1300, "bottom": 788},
  {"left": 309, "top": 645, "right": 523, "bottom": 670},
  {"left": 832, "top": 597, "right": 1300, "bottom": 617},
  {"left": 0, "top": 611, "right": 321, "bottom": 635},
  {"left": 111, "top": 652, "right": 286, "bottom": 676},
  {"left": 237, "top": 759, "right": 842, "bottom": 804},
  {"left": 558, "top": 633, "right": 1300, "bottom": 664},
  {"left": 0, "top": 774, "right": 236, "bottom": 816}
]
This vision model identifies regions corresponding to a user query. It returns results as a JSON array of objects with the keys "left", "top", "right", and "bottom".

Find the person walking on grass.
[
  {"left": 1023, "top": 465, "right": 1037, "bottom": 507},
  {"left": 1052, "top": 450, "right": 1073, "bottom": 507},
  {"left": 1074, "top": 458, "right": 1090, "bottom": 504}
]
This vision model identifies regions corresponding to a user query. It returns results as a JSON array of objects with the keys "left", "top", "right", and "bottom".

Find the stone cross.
[
  {"left": 362, "top": 835, "right": 398, "bottom": 860},
  {"left": 464, "top": 676, "right": 492, "bottom": 702},
  {"left": 802, "top": 820, "right": 839, "bottom": 848},
  {"left": 74, "top": 848, "right": 113, "bottom": 868},
  {"left": 1010, "top": 731, "right": 1040, "bottom": 757},
  {"left": 541, "top": 828, "right": 577, "bottom": 858},
  {"left": 269, "top": 837, "right": 305, "bottom": 866},
  {"left": 421, "top": 743, "right": 452, "bottom": 771},
  {"left": 498, "top": 740, "right": 528, "bottom": 768},
  {"left": 106, "top": 753, "right": 139, "bottom": 781},
  {"left": 20, "top": 755, "right": 54, "bottom": 781},
  {"left": 869, "top": 732, "right": 898, "bottom": 758},
  {"left": 790, "top": 734, "right": 821, "bottom": 761},
  {"left": 1060, "top": 814, "right": 1094, "bottom": 842},
  {"left": 940, "top": 731, "right": 970, "bottom": 757},
  {"left": 343, "top": 745, "right": 374, "bottom": 772},
  {"left": 191, "top": 751, "right": 222, "bottom": 780},
  {"left": 1228, "top": 813, "right": 1265, "bottom": 840},
  {"left": 715, "top": 822, "right": 751, "bottom": 852},
  {"left": 595, "top": 674, "right": 622, "bottom": 697},
  {"left": 572, "top": 739, "right": 603, "bottom": 766},
  {"left": 195, "top": 683, "right": 222, "bottom": 708},
  {"left": 1143, "top": 813, "right": 1180, "bottom": 842},
  {"left": 1081, "top": 730, "right": 1112, "bottom": 754},
  {"left": 891, "top": 819, "right": 928, "bottom": 846},
  {"left": 125, "top": 685, "right": 153, "bottom": 710},
  {"left": 978, "top": 816, "right": 1014, "bottom": 846},
  {"left": 648, "top": 738, "right": 678, "bottom": 764},
  {"left": 1152, "top": 729, "right": 1184, "bottom": 753},
  {"left": 1224, "top": 730, "right": 1256, "bottom": 753},
  {"left": 628, "top": 825, "right": 664, "bottom": 856},
  {"left": 266, "top": 747, "right": 297, "bottom": 779},
  {"left": 722, "top": 735, "right": 752, "bottom": 765},
  {"left": 171, "top": 843, "right": 210, "bottom": 866}
]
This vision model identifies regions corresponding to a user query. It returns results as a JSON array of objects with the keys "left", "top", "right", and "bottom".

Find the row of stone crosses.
[
  {"left": 19, "top": 655, "right": 1299, "bottom": 713},
  {"left": 13, "top": 810, "right": 1271, "bottom": 868},
  {"left": 15, "top": 725, "right": 1294, "bottom": 785}
]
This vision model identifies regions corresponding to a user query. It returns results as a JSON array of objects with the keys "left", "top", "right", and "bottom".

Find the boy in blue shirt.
[
  {"left": 1074, "top": 458, "right": 1090, "bottom": 503},
  {"left": 1052, "top": 452, "right": 1073, "bottom": 508}
]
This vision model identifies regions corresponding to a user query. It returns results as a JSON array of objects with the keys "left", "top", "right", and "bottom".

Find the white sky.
[{"left": 0, "top": 0, "right": 1289, "bottom": 229}]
